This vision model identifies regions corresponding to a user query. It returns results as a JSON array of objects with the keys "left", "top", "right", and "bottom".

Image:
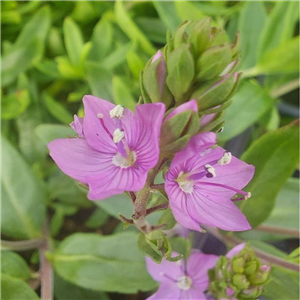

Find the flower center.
[
  {"left": 177, "top": 276, "right": 192, "bottom": 290},
  {"left": 176, "top": 172, "right": 194, "bottom": 194},
  {"left": 112, "top": 151, "right": 136, "bottom": 168}
]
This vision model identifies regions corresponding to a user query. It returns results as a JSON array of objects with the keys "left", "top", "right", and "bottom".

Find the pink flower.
[
  {"left": 146, "top": 251, "right": 218, "bottom": 300},
  {"left": 165, "top": 132, "right": 254, "bottom": 231},
  {"left": 48, "top": 95, "right": 165, "bottom": 200}
]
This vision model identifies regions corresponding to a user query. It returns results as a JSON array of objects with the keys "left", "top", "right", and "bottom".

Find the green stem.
[
  {"left": 270, "top": 78, "right": 300, "bottom": 98},
  {"left": 1, "top": 238, "right": 44, "bottom": 251},
  {"left": 204, "top": 226, "right": 299, "bottom": 272},
  {"left": 256, "top": 224, "right": 299, "bottom": 237}
]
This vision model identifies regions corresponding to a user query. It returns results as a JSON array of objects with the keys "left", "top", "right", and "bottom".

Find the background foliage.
[{"left": 1, "top": 1, "right": 299, "bottom": 299}]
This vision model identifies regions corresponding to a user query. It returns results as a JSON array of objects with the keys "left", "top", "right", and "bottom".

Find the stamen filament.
[
  {"left": 199, "top": 181, "right": 250, "bottom": 197},
  {"left": 97, "top": 114, "right": 113, "bottom": 139}
]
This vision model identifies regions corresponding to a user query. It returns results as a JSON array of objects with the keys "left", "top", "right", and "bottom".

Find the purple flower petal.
[
  {"left": 82, "top": 95, "right": 117, "bottom": 152},
  {"left": 146, "top": 282, "right": 181, "bottom": 300},
  {"left": 145, "top": 254, "right": 184, "bottom": 283},
  {"left": 122, "top": 103, "right": 165, "bottom": 171},
  {"left": 165, "top": 100, "right": 198, "bottom": 122},
  {"left": 48, "top": 138, "right": 113, "bottom": 184},
  {"left": 169, "top": 132, "right": 217, "bottom": 170},
  {"left": 226, "top": 243, "right": 246, "bottom": 259},
  {"left": 70, "top": 115, "right": 85, "bottom": 137},
  {"left": 186, "top": 252, "right": 218, "bottom": 290},
  {"left": 166, "top": 134, "right": 254, "bottom": 232}
]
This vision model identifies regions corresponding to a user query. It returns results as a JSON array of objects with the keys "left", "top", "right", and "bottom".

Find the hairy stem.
[
  {"left": 146, "top": 203, "right": 169, "bottom": 215},
  {"left": 40, "top": 222, "right": 53, "bottom": 300},
  {"left": 132, "top": 157, "right": 168, "bottom": 233}
]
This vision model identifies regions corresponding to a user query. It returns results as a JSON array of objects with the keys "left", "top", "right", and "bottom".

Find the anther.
[
  {"left": 205, "top": 164, "right": 216, "bottom": 178},
  {"left": 113, "top": 128, "right": 125, "bottom": 143},
  {"left": 110, "top": 105, "right": 124, "bottom": 119},
  {"left": 218, "top": 151, "right": 232, "bottom": 166},
  {"left": 97, "top": 113, "right": 103, "bottom": 118}
]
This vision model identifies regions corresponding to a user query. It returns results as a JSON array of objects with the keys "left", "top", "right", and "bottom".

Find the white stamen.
[
  {"left": 177, "top": 276, "right": 192, "bottom": 290},
  {"left": 113, "top": 128, "right": 125, "bottom": 143},
  {"left": 205, "top": 164, "right": 216, "bottom": 177},
  {"left": 97, "top": 113, "right": 103, "bottom": 118},
  {"left": 110, "top": 105, "right": 124, "bottom": 119},
  {"left": 218, "top": 151, "right": 232, "bottom": 166},
  {"left": 176, "top": 260, "right": 182, "bottom": 266},
  {"left": 218, "top": 126, "right": 224, "bottom": 133},
  {"left": 246, "top": 192, "right": 252, "bottom": 199}
]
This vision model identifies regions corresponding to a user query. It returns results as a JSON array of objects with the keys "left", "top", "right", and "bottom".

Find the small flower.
[
  {"left": 146, "top": 251, "right": 218, "bottom": 299},
  {"left": 48, "top": 95, "right": 165, "bottom": 200},
  {"left": 165, "top": 132, "right": 255, "bottom": 232}
]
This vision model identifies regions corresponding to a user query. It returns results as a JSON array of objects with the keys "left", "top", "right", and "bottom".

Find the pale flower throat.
[
  {"left": 98, "top": 105, "right": 137, "bottom": 169},
  {"left": 177, "top": 275, "right": 192, "bottom": 290}
]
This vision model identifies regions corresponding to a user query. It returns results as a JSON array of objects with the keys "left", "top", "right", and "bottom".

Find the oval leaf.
[
  {"left": 1, "top": 136, "right": 46, "bottom": 239},
  {"left": 52, "top": 232, "right": 157, "bottom": 293},
  {"left": 239, "top": 120, "right": 299, "bottom": 227}
]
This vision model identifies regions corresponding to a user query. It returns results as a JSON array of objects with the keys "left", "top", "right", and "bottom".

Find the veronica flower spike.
[
  {"left": 146, "top": 251, "right": 218, "bottom": 300},
  {"left": 48, "top": 95, "right": 165, "bottom": 200},
  {"left": 165, "top": 132, "right": 255, "bottom": 232}
]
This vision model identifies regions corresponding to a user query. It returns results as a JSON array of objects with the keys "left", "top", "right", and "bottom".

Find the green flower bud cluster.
[
  {"left": 140, "top": 18, "right": 241, "bottom": 131},
  {"left": 208, "top": 245, "right": 271, "bottom": 300}
]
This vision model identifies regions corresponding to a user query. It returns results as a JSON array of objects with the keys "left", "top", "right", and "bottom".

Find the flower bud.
[
  {"left": 142, "top": 50, "right": 173, "bottom": 107},
  {"left": 140, "top": 18, "right": 241, "bottom": 124},
  {"left": 208, "top": 244, "right": 271, "bottom": 300},
  {"left": 160, "top": 100, "right": 200, "bottom": 155}
]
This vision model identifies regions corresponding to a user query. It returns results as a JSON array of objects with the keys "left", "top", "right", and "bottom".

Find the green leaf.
[
  {"left": 257, "top": 1, "right": 299, "bottom": 59},
  {"left": 85, "top": 62, "right": 113, "bottom": 101},
  {"left": 1, "top": 39, "right": 42, "bottom": 87},
  {"left": 56, "top": 56, "right": 84, "bottom": 79},
  {"left": 153, "top": 1, "right": 182, "bottom": 32},
  {"left": 238, "top": 1, "right": 266, "bottom": 70},
  {"left": 135, "top": 17, "right": 167, "bottom": 44},
  {"left": 1, "top": 274, "right": 40, "bottom": 300},
  {"left": 1, "top": 136, "right": 46, "bottom": 239},
  {"left": 13, "top": 6, "right": 50, "bottom": 50},
  {"left": 263, "top": 177, "right": 299, "bottom": 230},
  {"left": 44, "top": 93, "right": 73, "bottom": 124},
  {"left": 115, "top": 1, "right": 155, "bottom": 55},
  {"left": 101, "top": 42, "right": 132, "bottom": 71},
  {"left": 1, "top": 90, "right": 30, "bottom": 120},
  {"left": 55, "top": 274, "right": 110, "bottom": 300},
  {"left": 126, "top": 50, "right": 145, "bottom": 79},
  {"left": 85, "top": 208, "right": 109, "bottom": 229},
  {"left": 218, "top": 80, "right": 274, "bottom": 142},
  {"left": 88, "top": 18, "right": 113, "bottom": 62},
  {"left": 239, "top": 121, "right": 299, "bottom": 227},
  {"left": 255, "top": 36, "right": 299, "bottom": 75},
  {"left": 237, "top": 178, "right": 299, "bottom": 242},
  {"left": 175, "top": 1, "right": 206, "bottom": 21},
  {"left": 63, "top": 17, "right": 84, "bottom": 66},
  {"left": 35, "top": 124, "right": 75, "bottom": 145},
  {"left": 52, "top": 232, "right": 157, "bottom": 293},
  {"left": 112, "top": 76, "right": 136, "bottom": 111},
  {"left": 263, "top": 266, "right": 299, "bottom": 300},
  {"left": 34, "top": 59, "right": 61, "bottom": 78},
  {"left": 1, "top": 251, "right": 32, "bottom": 280}
]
